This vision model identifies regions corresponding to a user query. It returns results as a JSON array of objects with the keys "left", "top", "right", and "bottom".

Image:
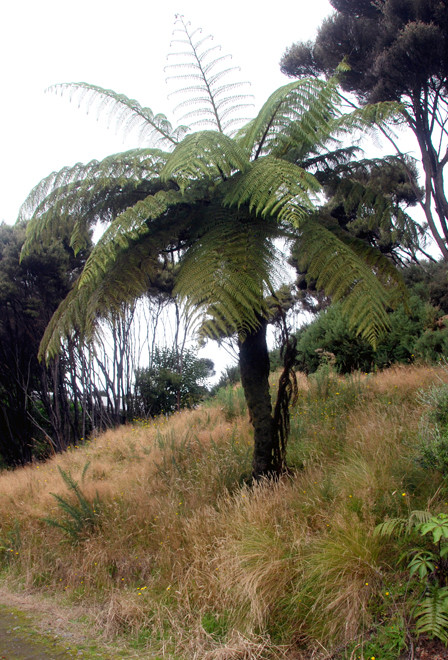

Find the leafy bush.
[
  {"left": 294, "top": 295, "right": 440, "bottom": 374},
  {"left": 418, "top": 380, "right": 448, "bottom": 476},
  {"left": 134, "top": 347, "right": 214, "bottom": 417}
]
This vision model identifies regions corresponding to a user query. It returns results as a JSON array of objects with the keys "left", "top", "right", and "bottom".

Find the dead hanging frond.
[
  {"left": 165, "top": 14, "right": 253, "bottom": 134},
  {"left": 272, "top": 307, "right": 298, "bottom": 472}
]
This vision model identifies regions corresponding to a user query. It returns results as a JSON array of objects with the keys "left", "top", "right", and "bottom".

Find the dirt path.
[
  {"left": 0, "top": 590, "right": 138, "bottom": 660},
  {"left": 0, "top": 607, "right": 74, "bottom": 659}
]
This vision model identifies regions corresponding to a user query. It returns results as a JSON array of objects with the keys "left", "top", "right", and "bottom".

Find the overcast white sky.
[{"left": 0, "top": 0, "right": 334, "bottom": 224}]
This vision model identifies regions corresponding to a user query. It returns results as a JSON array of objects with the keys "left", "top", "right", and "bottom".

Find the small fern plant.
[
  {"left": 375, "top": 511, "right": 448, "bottom": 643},
  {"left": 44, "top": 463, "right": 101, "bottom": 544}
]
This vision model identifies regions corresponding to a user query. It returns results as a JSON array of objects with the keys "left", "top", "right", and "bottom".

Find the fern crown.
[{"left": 20, "top": 17, "right": 407, "bottom": 359}]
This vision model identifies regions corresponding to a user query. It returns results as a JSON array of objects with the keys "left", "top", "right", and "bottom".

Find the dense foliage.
[
  {"left": 134, "top": 347, "right": 214, "bottom": 417},
  {"left": 0, "top": 222, "right": 88, "bottom": 465},
  {"left": 281, "top": 0, "right": 448, "bottom": 259},
  {"left": 287, "top": 260, "right": 448, "bottom": 375}
]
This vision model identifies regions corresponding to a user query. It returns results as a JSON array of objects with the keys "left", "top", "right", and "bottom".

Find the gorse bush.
[{"left": 294, "top": 294, "right": 445, "bottom": 374}]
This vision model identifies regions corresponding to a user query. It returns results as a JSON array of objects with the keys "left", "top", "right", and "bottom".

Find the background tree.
[
  {"left": 134, "top": 347, "right": 214, "bottom": 417},
  {"left": 290, "top": 154, "right": 425, "bottom": 314},
  {"left": 280, "top": 0, "right": 448, "bottom": 258},
  {"left": 21, "top": 17, "right": 407, "bottom": 478},
  {"left": 0, "top": 222, "right": 90, "bottom": 464}
]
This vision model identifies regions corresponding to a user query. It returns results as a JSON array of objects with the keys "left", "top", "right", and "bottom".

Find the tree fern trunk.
[{"left": 239, "top": 321, "right": 280, "bottom": 479}]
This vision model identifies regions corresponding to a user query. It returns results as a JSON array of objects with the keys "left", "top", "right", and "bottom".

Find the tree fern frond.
[
  {"left": 324, "top": 228, "right": 408, "bottom": 309},
  {"left": 329, "top": 101, "right": 404, "bottom": 139},
  {"left": 236, "top": 77, "right": 340, "bottom": 159},
  {"left": 300, "top": 146, "right": 362, "bottom": 172},
  {"left": 39, "top": 213, "right": 185, "bottom": 360},
  {"left": 165, "top": 15, "right": 252, "bottom": 134},
  {"left": 296, "top": 219, "right": 399, "bottom": 346},
  {"left": 224, "top": 157, "right": 320, "bottom": 221},
  {"left": 20, "top": 149, "right": 169, "bottom": 256},
  {"left": 175, "top": 207, "right": 281, "bottom": 338},
  {"left": 48, "top": 83, "right": 188, "bottom": 146},
  {"left": 78, "top": 188, "right": 185, "bottom": 289},
  {"left": 162, "top": 131, "right": 249, "bottom": 189}
]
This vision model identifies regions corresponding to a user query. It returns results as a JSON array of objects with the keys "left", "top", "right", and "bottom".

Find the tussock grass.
[{"left": 0, "top": 365, "right": 447, "bottom": 658}]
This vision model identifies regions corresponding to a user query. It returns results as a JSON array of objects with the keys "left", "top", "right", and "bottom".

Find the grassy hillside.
[{"left": 0, "top": 364, "right": 447, "bottom": 659}]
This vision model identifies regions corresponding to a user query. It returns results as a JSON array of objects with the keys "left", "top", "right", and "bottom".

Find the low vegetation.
[{"left": 0, "top": 363, "right": 448, "bottom": 658}]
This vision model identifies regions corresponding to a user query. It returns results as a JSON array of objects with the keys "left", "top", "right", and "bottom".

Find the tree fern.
[{"left": 21, "top": 17, "right": 413, "bottom": 477}]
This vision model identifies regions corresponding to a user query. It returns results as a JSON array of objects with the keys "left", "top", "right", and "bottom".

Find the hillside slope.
[{"left": 0, "top": 364, "right": 447, "bottom": 659}]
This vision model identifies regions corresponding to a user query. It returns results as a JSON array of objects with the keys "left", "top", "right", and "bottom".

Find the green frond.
[
  {"left": 21, "top": 149, "right": 168, "bottom": 256},
  {"left": 236, "top": 77, "right": 340, "bottom": 159},
  {"left": 329, "top": 101, "right": 404, "bottom": 138},
  {"left": 48, "top": 82, "right": 188, "bottom": 146},
  {"left": 374, "top": 511, "right": 432, "bottom": 537},
  {"left": 326, "top": 229, "right": 408, "bottom": 309},
  {"left": 374, "top": 518, "right": 407, "bottom": 537},
  {"left": 300, "top": 146, "right": 362, "bottom": 172},
  {"left": 161, "top": 131, "right": 249, "bottom": 190},
  {"left": 296, "top": 219, "right": 401, "bottom": 346},
  {"left": 415, "top": 586, "right": 448, "bottom": 643},
  {"left": 165, "top": 16, "right": 252, "bottom": 134},
  {"left": 78, "top": 188, "right": 186, "bottom": 289},
  {"left": 39, "top": 211, "right": 187, "bottom": 360},
  {"left": 224, "top": 157, "right": 320, "bottom": 221},
  {"left": 39, "top": 278, "right": 91, "bottom": 361},
  {"left": 175, "top": 207, "right": 281, "bottom": 338}
]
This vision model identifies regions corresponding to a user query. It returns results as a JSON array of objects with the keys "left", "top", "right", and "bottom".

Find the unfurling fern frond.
[
  {"left": 165, "top": 15, "right": 252, "bottom": 134},
  {"left": 48, "top": 82, "right": 188, "bottom": 146}
]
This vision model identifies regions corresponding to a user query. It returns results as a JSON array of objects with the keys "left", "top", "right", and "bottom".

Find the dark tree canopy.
[
  {"left": 281, "top": 0, "right": 448, "bottom": 258},
  {"left": 0, "top": 222, "right": 89, "bottom": 465}
]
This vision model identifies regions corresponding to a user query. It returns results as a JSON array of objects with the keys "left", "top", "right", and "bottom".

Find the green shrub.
[{"left": 294, "top": 295, "right": 439, "bottom": 374}]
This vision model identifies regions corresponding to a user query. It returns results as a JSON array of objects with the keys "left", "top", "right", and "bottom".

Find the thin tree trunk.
[{"left": 239, "top": 321, "right": 279, "bottom": 479}]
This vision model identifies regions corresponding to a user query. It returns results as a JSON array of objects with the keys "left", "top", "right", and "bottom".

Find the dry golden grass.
[{"left": 0, "top": 365, "right": 447, "bottom": 658}]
